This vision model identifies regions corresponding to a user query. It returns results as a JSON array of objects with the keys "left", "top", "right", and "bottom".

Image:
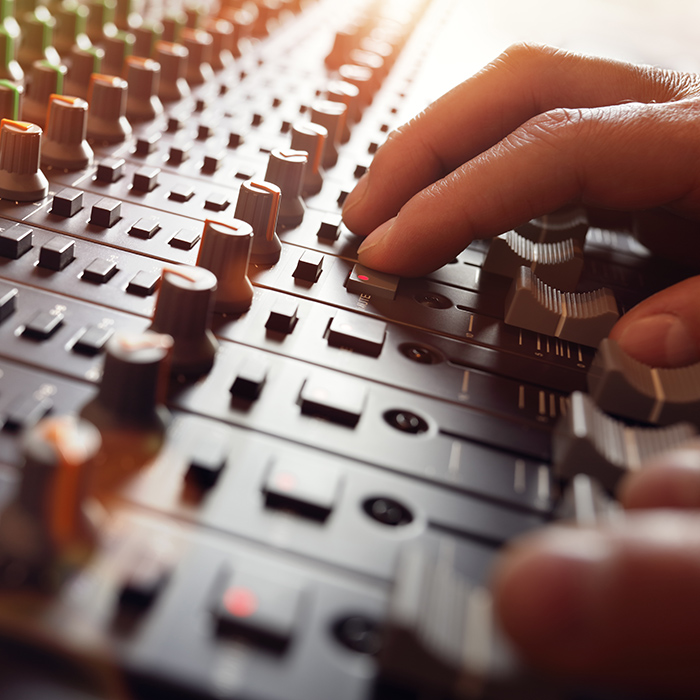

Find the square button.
[
  {"left": 292, "top": 250, "right": 323, "bottom": 283},
  {"left": 135, "top": 132, "right": 161, "bottom": 155},
  {"left": 169, "top": 228, "right": 200, "bottom": 250},
  {"left": 22, "top": 309, "right": 64, "bottom": 340},
  {"left": 168, "top": 143, "right": 191, "bottom": 165},
  {"left": 51, "top": 188, "right": 83, "bottom": 217},
  {"left": 264, "top": 458, "right": 342, "bottom": 521},
  {"left": 265, "top": 297, "right": 298, "bottom": 334},
  {"left": 126, "top": 270, "right": 160, "bottom": 296},
  {"left": 186, "top": 432, "right": 230, "bottom": 489},
  {"left": 96, "top": 157, "right": 125, "bottom": 183},
  {"left": 90, "top": 198, "right": 122, "bottom": 228},
  {"left": 0, "top": 286, "right": 17, "bottom": 323},
  {"left": 299, "top": 373, "right": 367, "bottom": 427},
  {"left": 73, "top": 324, "right": 114, "bottom": 355},
  {"left": 212, "top": 568, "right": 302, "bottom": 651},
  {"left": 129, "top": 217, "right": 161, "bottom": 239},
  {"left": 230, "top": 357, "right": 269, "bottom": 401},
  {"left": 204, "top": 193, "right": 229, "bottom": 212},
  {"left": 345, "top": 263, "right": 399, "bottom": 301},
  {"left": 201, "top": 154, "right": 222, "bottom": 174},
  {"left": 169, "top": 185, "right": 194, "bottom": 203},
  {"left": 38, "top": 236, "right": 74, "bottom": 270},
  {"left": 3, "top": 394, "right": 52, "bottom": 431},
  {"left": 327, "top": 310, "right": 386, "bottom": 357},
  {"left": 132, "top": 166, "right": 160, "bottom": 193},
  {"left": 0, "top": 225, "right": 32, "bottom": 259},
  {"left": 317, "top": 215, "right": 341, "bottom": 242},
  {"left": 82, "top": 258, "right": 117, "bottom": 284}
]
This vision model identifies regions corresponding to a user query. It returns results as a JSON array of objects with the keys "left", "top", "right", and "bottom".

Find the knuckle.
[
  {"left": 515, "top": 107, "right": 590, "bottom": 147},
  {"left": 493, "top": 42, "right": 567, "bottom": 74}
]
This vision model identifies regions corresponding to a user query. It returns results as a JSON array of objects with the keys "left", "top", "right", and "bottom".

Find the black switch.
[
  {"left": 169, "top": 228, "right": 200, "bottom": 250},
  {"left": 0, "top": 286, "right": 17, "bottom": 323},
  {"left": 201, "top": 154, "right": 222, "bottom": 174},
  {"left": 135, "top": 132, "right": 160, "bottom": 155},
  {"left": 22, "top": 310, "right": 64, "bottom": 340},
  {"left": 228, "top": 131, "right": 242, "bottom": 148},
  {"left": 292, "top": 250, "right": 323, "bottom": 283},
  {"left": 230, "top": 357, "right": 269, "bottom": 401},
  {"left": 118, "top": 562, "right": 170, "bottom": 611},
  {"left": 265, "top": 297, "right": 298, "bottom": 335},
  {"left": 129, "top": 217, "right": 161, "bottom": 239},
  {"left": 38, "top": 236, "right": 75, "bottom": 270},
  {"left": 82, "top": 258, "right": 118, "bottom": 284},
  {"left": 126, "top": 270, "right": 160, "bottom": 296},
  {"left": 132, "top": 166, "right": 160, "bottom": 192},
  {"left": 299, "top": 373, "right": 367, "bottom": 427},
  {"left": 169, "top": 185, "right": 194, "bottom": 203},
  {"left": 73, "top": 324, "right": 114, "bottom": 355},
  {"left": 90, "top": 198, "right": 122, "bottom": 228},
  {"left": 168, "top": 143, "right": 191, "bottom": 165},
  {"left": 96, "top": 157, "right": 125, "bottom": 183},
  {"left": 186, "top": 433, "right": 230, "bottom": 489},
  {"left": 317, "top": 215, "right": 341, "bottom": 241},
  {"left": 0, "top": 225, "right": 32, "bottom": 259},
  {"left": 204, "top": 193, "right": 229, "bottom": 212},
  {"left": 327, "top": 310, "right": 387, "bottom": 357},
  {"left": 51, "top": 188, "right": 83, "bottom": 217},
  {"left": 3, "top": 394, "right": 52, "bottom": 431}
]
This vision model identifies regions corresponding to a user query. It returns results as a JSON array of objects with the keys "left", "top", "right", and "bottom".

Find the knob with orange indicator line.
[
  {"left": 264, "top": 148, "right": 307, "bottom": 229},
  {"left": 41, "top": 94, "right": 93, "bottom": 170},
  {"left": 124, "top": 55, "right": 163, "bottom": 122},
  {"left": 149, "top": 265, "right": 219, "bottom": 377},
  {"left": 310, "top": 100, "right": 346, "bottom": 169},
  {"left": 197, "top": 219, "right": 254, "bottom": 314},
  {"left": 0, "top": 415, "right": 102, "bottom": 590},
  {"left": 291, "top": 122, "right": 327, "bottom": 196},
  {"left": 0, "top": 119, "right": 49, "bottom": 201},
  {"left": 234, "top": 179, "right": 282, "bottom": 265},
  {"left": 86, "top": 73, "right": 132, "bottom": 143},
  {"left": 155, "top": 40, "right": 190, "bottom": 102}
]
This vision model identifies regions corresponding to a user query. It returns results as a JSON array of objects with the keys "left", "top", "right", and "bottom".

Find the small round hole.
[
  {"left": 363, "top": 497, "right": 413, "bottom": 527},
  {"left": 333, "top": 615, "right": 382, "bottom": 655},
  {"left": 384, "top": 410, "right": 429, "bottom": 435}
]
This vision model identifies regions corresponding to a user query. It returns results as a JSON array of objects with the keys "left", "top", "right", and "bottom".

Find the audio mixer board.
[{"left": 0, "top": 0, "right": 697, "bottom": 698}]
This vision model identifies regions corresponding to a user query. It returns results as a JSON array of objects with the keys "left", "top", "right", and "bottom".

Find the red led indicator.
[
  {"left": 273, "top": 472, "right": 297, "bottom": 492},
  {"left": 357, "top": 275, "right": 370, "bottom": 281},
  {"left": 223, "top": 587, "right": 257, "bottom": 618}
]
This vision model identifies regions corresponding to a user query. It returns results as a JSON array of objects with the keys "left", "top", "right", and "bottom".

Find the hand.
[
  {"left": 491, "top": 441, "right": 700, "bottom": 698},
  {"left": 343, "top": 43, "right": 700, "bottom": 366}
]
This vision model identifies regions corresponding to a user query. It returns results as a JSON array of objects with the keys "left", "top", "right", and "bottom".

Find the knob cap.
[
  {"left": 149, "top": 265, "right": 219, "bottom": 377},
  {"left": 203, "top": 17, "right": 234, "bottom": 71},
  {"left": 131, "top": 20, "right": 162, "bottom": 58},
  {"left": 310, "top": 100, "right": 346, "bottom": 169},
  {"left": 291, "top": 122, "right": 326, "bottom": 196},
  {"left": 234, "top": 179, "right": 281, "bottom": 265},
  {"left": 100, "top": 26, "right": 134, "bottom": 76},
  {"left": 197, "top": 219, "right": 254, "bottom": 314},
  {"left": 84, "top": 0, "right": 115, "bottom": 44},
  {"left": 180, "top": 27, "right": 213, "bottom": 86},
  {"left": 155, "top": 40, "right": 190, "bottom": 102},
  {"left": 0, "top": 79, "right": 21, "bottom": 120},
  {"left": 41, "top": 94, "right": 93, "bottom": 170},
  {"left": 65, "top": 45, "right": 103, "bottom": 99},
  {"left": 338, "top": 63, "right": 373, "bottom": 109},
  {"left": 0, "top": 119, "right": 49, "bottom": 201},
  {"left": 86, "top": 73, "right": 132, "bottom": 143},
  {"left": 17, "top": 7, "right": 61, "bottom": 71},
  {"left": 327, "top": 79, "right": 360, "bottom": 137},
  {"left": 124, "top": 55, "right": 163, "bottom": 122},
  {"left": 53, "top": 0, "right": 90, "bottom": 57},
  {"left": 0, "top": 24, "right": 23, "bottom": 82},
  {"left": 21, "top": 59, "right": 66, "bottom": 127},
  {"left": 264, "top": 148, "right": 306, "bottom": 229},
  {"left": 81, "top": 330, "right": 172, "bottom": 431}
]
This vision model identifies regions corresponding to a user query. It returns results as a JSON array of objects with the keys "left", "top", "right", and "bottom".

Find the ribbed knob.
[
  {"left": 124, "top": 56, "right": 163, "bottom": 122},
  {"left": 100, "top": 27, "right": 134, "bottom": 75},
  {"left": 325, "top": 28, "right": 357, "bottom": 70},
  {"left": 86, "top": 73, "right": 132, "bottom": 143},
  {"left": 0, "top": 119, "right": 49, "bottom": 201},
  {"left": 149, "top": 265, "right": 219, "bottom": 377},
  {"left": 338, "top": 63, "right": 373, "bottom": 108},
  {"left": 81, "top": 330, "right": 172, "bottom": 430},
  {"left": 113, "top": 0, "right": 132, "bottom": 30},
  {"left": 327, "top": 79, "right": 360, "bottom": 133},
  {"left": 53, "top": 0, "right": 90, "bottom": 57},
  {"left": 310, "top": 100, "right": 346, "bottom": 169},
  {"left": 42, "top": 94, "right": 93, "bottom": 170},
  {"left": 17, "top": 7, "right": 60, "bottom": 71},
  {"left": 291, "top": 122, "right": 326, "bottom": 196},
  {"left": 21, "top": 59, "right": 66, "bottom": 127},
  {"left": 131, "top": 20, "right": 162, "bottom": 58},
  {"left": 65, "top": 45, "right": 103, "bottom": 99},
  {"left": 264, "top": 148, "right": 306, "bottom": 229},
  {"left": 0, "top": 79, "right": 21, "bottom": 120},
  {"left": 0, "top": 24, "right": 23, "bottom": 82},
  {"left": 155, "top": 40, "right": 190, "bottom": 102},
  {"left": 161, "top": 11, "right": 185, "bottom": 43},
  {"left": 234, "top": 180, "right": 281, "bottom": 265},
  {"left": 197, "top": 219, "right": 254, "bottom": 314},
  {"left": 85, "top": 0, "right": 114, "bottom": 44},
  {"left": 180, "top": 27, "right": 213, "bottom": 86},
  {"left": 203, "top": 17, "right": 234, "bottom": 71}
]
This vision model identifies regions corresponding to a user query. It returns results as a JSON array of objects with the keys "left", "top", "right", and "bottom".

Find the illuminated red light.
[
  {"left": 357, "top": 274, "right": 369, "bottom": 281},
  {"left": 224, "top": 587, "right": 257, "bottom": 618}
]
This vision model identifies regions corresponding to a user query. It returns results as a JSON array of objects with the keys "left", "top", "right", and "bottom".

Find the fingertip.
[{"left": 342, "top": 172, "right": 370, "bottom": 232}]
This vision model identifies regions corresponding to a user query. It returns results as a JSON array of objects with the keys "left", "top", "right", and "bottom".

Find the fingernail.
[
  {"left": 494, "top": 529, "right": 612, "bottom": 650},
  {"left": 357, "top": 217, "right": 395, "bottom": 256},
  {"left": 342, "top": 172, "right": 369, "bottom": 216},
  {"left": 617, "top": 314, "right": 700, "bottom": 367}
]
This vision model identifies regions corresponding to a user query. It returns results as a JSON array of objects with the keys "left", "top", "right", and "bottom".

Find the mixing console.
[{"left": 0, "top": 0, "right": 697, "bottom": 698}]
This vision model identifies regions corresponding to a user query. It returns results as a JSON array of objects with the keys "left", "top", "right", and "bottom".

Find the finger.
[
  {"left": 609, "top": 276, "right": 700, "bottom": 367},
  {"left": 492, "top": 513, "right": 700, "bottom": 697},
  {"left": 342, "top": 42, "right": 697, "bottom": 237},
  {"left": 354, "top": 100, "right": 700, "bottom": 276},
  {"left": 619, "top": 440, "right": 700, "bottom": 510}
]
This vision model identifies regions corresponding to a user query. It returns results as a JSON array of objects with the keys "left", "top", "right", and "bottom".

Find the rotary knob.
[
  {"left": 327, "top": 79, "right": 360, "bottom": 137},
  {"left": 0, "top": 415, "right": 101, "bottom": 590},
  {"left": 124, "top": 56, "right": 163, "bottom": 122},
  {"left": 149, "top": 265, "right": 219, "bottom": 377},
  {"left": 81, "top": 330, "right": 172, "bottom": 432},
  {"left": 86, "top": 73, "right": 132, "bottom": 143},
  {"left": 234, "top": 180, "right": 281, "bottom": 265},
  {"left": 100, "top": 26, "right": 135, "bottom": 76},
  {"left": 310, "top": 100, "right": 346, "bottom": 169},
  {"left": 264, "top": 148, "right": 307, "bottom": 229},
  {"left": 65, "top": 45, "right": 103, "bottom": 99},
  {"left": 17, "top": 6, "right": 61, "bottom": 71},
  {"left": 21, "top": 59, "right": 67, "bottom": 127},
  {"left": 161, "top": 11, "right": 186, "bottom": 43},
  {"left": 197, "top": 219, "right": 254, "bottom": 314},
  {"left": 291, "top": 122, "right": 326, "bottom": 196},
  {"left": 53, "top": 1, "right": 90, "bottom": 57},
  {"left": 0, "top": 80, "right": 21, "bottom": 120},
  {"left": 338, "top": 63, "right": 373, "bottom": 109},
  {"left": 180, "top": 27, "right": 213, "bottom": 86},
  {"left": 84, "top": 0, "right": 115, "bottom": 44},
  {"left": 0, "top": 119, "right": 49, "bottom": 201},
  {"left": 131, "top": 20, "right": 163, "bottom": 58},
  {"left": 155, "top": 40, "right": 190, "bottom": 102},
  {"left": 0, "top": 24, "right": 23, "bottom": 82},
  {"left": 41, "top": 94, "right": 93, "bottom": 171},
  {"left": 203, "top": 17, "right": 234, "bottom": 71}
]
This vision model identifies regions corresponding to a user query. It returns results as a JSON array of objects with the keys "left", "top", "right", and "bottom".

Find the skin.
[{"left": 342, "top": 43, "right": 700, "bottom": 696}]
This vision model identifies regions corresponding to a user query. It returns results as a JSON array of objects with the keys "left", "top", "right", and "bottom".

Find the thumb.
[
  {"left": 609, "top": 276, "right": 700, "bottom": 368},
  {"left": 492, "top": 514, "right": 700, "bottom": 698}
]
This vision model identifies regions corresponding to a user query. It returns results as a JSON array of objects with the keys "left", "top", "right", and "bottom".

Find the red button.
[{"left": 223, "top": 587, "right": 257, "bottom": 618}]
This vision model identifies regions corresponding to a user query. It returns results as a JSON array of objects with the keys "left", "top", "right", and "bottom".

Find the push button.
[
  {"left": 51, "top": 188, "right": 83, "bottom": 217},
  {"left": 0, "top": 286, "right": 17, "bottom": 323},
  {"left": 22, "top": 309, "right": 64, "bottom": 340},
  {"left": 230, "top": 357, "right": 269, "bottom": 401},
  {"left": 132, "top": 166, "right": 160, "bottom": 192},
  {"left": 73, "top": 324, "right": 114, "bottom": 355},
  {"left": 96, "top": 157, "right": 126, "bottom": 183},
  {"left": 3, "top": 394, "right": 52, "bottom": 430},
  {"left": 169, "top": 184, "right": 194, "bottom": 202},
  {"left": 126, "top": 270, "right": 160, "bottom": 296},
  {"left": 327, "top": 310, "right": 386, "bottom": 357},
  {"left": 0, "top": 225, "right": 32, "bottom": 258},
  {"left": 82, "top": 258, "right": 118, "bottom": 284},
  {"left": 129, "top": 217, "right": 161, "bottom": 239},
  {"left": 90, "top": 198, "right": 122, "bottom": 228},
  {"left": 186, "top": 432, "right": 230, "bottom": 489},
  {"left": 169, "top": 228, "right": 200, "bottom": 250},
  {"left": 292, "top": 250, "right": 323, "bottom": 283},
  {"left": 317, "top": 215, "right": 341, "bottom": 242},
  {"left": 38, "top": 236, "right": 75, "bottom": 270},
  {"left": 204, "top": 192, "right": 229, "bottom": 212},
  {"left": 264, "top": 458, "right": 342, "bottom": 521},
  {"left": 265, "top": 297, "right": 298, "bottom": 335},
  {"left": 345, "top": 263, "right": 399, "bottom": 300},
  {"left": 299, "top": 373, "right": 367, "bottom": 427}
]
